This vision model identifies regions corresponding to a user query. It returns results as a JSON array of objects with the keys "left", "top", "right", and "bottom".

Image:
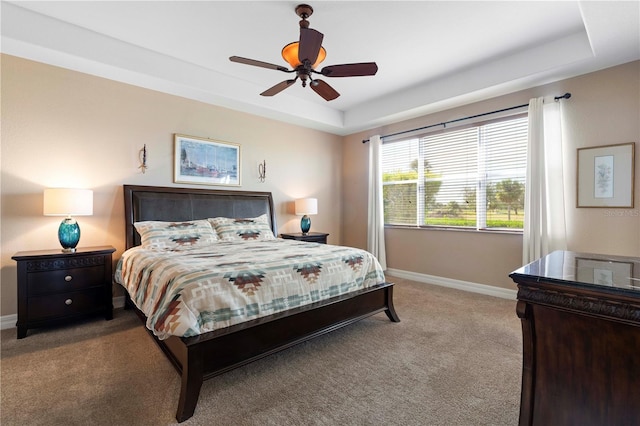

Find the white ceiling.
[{"left": 2, "top": 1, "right": 639, "bottom": 135}]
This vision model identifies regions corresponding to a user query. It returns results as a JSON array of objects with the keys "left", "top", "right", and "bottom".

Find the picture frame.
[
  {"left": 174, "top": 134, "right": 241, "bottom": 186},
  {"left": 576, "top": 142, "right": 635, "bottom": 208},
  {"left": 575, "top": 257, "right": 634, "bottom": 289}
]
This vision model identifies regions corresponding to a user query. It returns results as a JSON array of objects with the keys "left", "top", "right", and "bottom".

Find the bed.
[{"left": 119, "top": 184, "right": 400, "bottom": 422}]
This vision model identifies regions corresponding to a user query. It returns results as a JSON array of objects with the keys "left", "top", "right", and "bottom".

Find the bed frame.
[{"left": 122, "top": 184, "right": 400, "bottom": 422}]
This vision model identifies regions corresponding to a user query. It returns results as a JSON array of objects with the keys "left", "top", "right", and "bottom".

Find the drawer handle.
[
  {"left": 64, "top": 275, "right": 73, "bottom": 282},
  {"left": 65, "top": 299, "right": 73, "bottom": 305}
]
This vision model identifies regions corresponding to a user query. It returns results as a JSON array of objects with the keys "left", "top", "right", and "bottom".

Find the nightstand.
[
  {"left": 280, "top": 232, "right": 329, "bottom": 244},
  {"left": 12, "top": 245, "right": 116, "bottom": 339}
]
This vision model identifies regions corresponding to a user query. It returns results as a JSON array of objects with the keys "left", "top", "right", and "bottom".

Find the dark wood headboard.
[{"left": 123, "top": 185, "right": 277, "bottom": 249}]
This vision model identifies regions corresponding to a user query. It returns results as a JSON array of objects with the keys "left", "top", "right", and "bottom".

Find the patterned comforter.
[{"left": 114, "top": 239, "right": 385, "bottom": 340}]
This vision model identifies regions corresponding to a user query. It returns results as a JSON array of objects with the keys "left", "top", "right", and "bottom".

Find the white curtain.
[
  {"left": 367, "top": 135, "right": 387, "bottom": 270},
  {"left": 523, "top": 97, "right": 567, "bottom": 264}
]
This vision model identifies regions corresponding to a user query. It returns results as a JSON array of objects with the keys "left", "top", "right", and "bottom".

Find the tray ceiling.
[{"left": 2, "top": 1, "right": 639, "bottom": 135}]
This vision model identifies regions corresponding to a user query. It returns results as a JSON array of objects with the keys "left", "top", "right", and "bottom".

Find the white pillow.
[
  {"left": 134, "top": 219, "right": 219, "bottom": 250},
  {"left": 208, "top": 214, "right": 276, "bottom": 242}
]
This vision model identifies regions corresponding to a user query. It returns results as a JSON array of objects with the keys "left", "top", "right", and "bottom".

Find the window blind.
[{"left": 381, "top": 114, "right": 528, "bottom": 230}]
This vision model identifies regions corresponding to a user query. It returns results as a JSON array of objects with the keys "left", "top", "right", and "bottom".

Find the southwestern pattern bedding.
[{"left": 115, "top": 239, "right": 385, "bottom": 340}]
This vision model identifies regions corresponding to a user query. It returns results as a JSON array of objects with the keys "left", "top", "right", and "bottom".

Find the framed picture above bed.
[
  {"left": 577, "top": 142, "right": 635, "bottom": 208},
  {"left": 174, "top": 134, "right": 241, "bottom": 186}
]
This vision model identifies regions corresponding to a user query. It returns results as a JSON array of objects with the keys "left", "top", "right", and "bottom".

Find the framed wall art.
[
  {"left": 576, "top": 142, "right": 635, "bottom": 208},
  {"left": 174, "top": 134, "right": 241, "bottom": 186}
]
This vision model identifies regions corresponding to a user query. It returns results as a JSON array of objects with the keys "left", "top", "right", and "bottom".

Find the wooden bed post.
[
  {"left": 384, "top": 285, "right": 401, "bottom": 322},
  {"left": 176, "top": 345, "right": 205, "bottom": 422}
]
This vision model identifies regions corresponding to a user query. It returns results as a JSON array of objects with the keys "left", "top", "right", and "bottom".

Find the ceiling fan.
[{"left": 229, "top": 4, "right": 378, "bottom": 101}]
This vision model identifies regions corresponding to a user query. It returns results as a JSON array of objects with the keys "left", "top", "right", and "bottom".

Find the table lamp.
[
  {"left": 43, "top": 188, "right": 93, "bottom": 252},
  {"left": 295, "top": 198, "right": 317, "bottom": 234}
]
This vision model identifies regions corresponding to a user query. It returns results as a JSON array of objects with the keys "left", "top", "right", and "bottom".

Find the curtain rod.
[{"left": 362, "top": 92, "right": 571, "bottom": 143}]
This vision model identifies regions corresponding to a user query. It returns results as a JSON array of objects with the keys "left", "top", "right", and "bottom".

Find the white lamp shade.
[
  {"left": 295, "top": 198, "right": 318, "bottom": 215},
  {"left": 43, "top": 188, "right": 93, "bottom": 216}
]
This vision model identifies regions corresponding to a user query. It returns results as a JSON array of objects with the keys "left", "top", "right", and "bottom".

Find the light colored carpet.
[{"left": 0, "top": 277, "right": 522, "bottom": 425}]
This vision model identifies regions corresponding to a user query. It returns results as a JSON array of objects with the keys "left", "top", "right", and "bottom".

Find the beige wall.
[
  {"left": 2, "top": 55, "right": 639, "bottom": 316},
  {"left": 1, "top": 55, "right": 343, "bottom": 316},
  {"left": 343, "top": 61, "right": 640, "bottom": 290}
]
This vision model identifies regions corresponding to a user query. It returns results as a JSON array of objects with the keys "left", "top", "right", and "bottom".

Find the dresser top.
[
  {"left": 12, "top": 245, "right": 116, "bottom": 260},
  {"left": 511, "top": 250, "right": 640, "bottom": 293}
]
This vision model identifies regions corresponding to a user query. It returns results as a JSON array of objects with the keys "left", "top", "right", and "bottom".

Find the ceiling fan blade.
[
  {"left": 230, "top": 56, "right": 289, "bottom": 72},
  {"left": 320, "top": 62, "right": 378, "bottom": 77},
  {"left": 311, "top": 79, "right": 340, "bottom": 101},
  {"left": 298, "top": 28, "right": 324, "bottom": 65},
  {"left": 260, "top": 79, "right": 297, "bottom": 97}
]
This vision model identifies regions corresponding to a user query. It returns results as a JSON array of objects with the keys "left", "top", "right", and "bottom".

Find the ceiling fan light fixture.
[
  {"left": 230, "top": 3, "right": 376, "bottom": 102},
  {"left": 281, "top": 41, "right": 326, "bottom": 68}
]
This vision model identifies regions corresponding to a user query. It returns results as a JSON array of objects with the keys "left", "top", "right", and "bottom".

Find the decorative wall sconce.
[
  {"left": 139, "top": 144, "right": 147, "bottom": 174},
  {"left": 258, "top": 160, "right": 266, "bottom": 183}
]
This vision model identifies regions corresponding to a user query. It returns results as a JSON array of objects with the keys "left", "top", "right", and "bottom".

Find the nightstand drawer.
[
  {"left": 27, "top": 266, "right": 104, "bottom": 296},
  {"left": 28, "top": 288, "right": 105, "bottom": 321}
]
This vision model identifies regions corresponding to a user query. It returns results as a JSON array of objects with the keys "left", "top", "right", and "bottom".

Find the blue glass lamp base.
[
  {"left": 58, "top": 217, "right": 80, "bottom": 252},
  {"left": 300, "top": 215, "right": 311, "bottom": 234}
]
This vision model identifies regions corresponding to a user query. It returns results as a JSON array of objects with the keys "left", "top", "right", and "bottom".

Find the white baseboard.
[
  {"left": 1, "top": 296, "right": 128, "bottom": 331},
  {"left": 385, "top": 268, "right": 517, "bottom": 300},
  {"left": 113, "top": 296, "right": 126, "bottom": 309},
  {"left": 1, "top": 314, "right": 17, "bottom": 331}
]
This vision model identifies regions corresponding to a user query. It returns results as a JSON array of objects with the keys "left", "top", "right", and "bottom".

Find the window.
[{"left": 381, "top": 114, "right": 527, "bottom": 230}]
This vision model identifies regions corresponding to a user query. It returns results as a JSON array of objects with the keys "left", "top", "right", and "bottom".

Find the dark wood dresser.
[
  {"left": 510, "top": 250, "right": 640, "bottom": 426},
  {"left": 12, "top": 245, "right": 116, "bottom": 338}
]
